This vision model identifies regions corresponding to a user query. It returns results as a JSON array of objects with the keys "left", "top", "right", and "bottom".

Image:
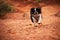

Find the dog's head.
[{"left": 30, "top": 8, "right": 41, "bottom": 15}]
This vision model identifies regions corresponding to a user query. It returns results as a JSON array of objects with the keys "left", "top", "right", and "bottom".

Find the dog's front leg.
[
  {"left": 38, "top": 14, "right": 42, "bottom": 24},
  {"left": 32, "top": 17, "right": 38, "bottom": 27}
]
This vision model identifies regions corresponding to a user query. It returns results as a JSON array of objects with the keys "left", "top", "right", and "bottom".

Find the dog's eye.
[{"left": 34, "top": 13, "right": 36, "bottom": 15}]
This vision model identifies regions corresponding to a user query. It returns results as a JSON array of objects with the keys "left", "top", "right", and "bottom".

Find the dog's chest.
[{"left": 32, "top": 14, "right": 39, "bottom": 22}]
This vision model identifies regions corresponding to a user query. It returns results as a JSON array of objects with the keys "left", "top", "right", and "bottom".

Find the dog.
[{"left": 30, "top": 8, "right": 42, "bottom": 27}]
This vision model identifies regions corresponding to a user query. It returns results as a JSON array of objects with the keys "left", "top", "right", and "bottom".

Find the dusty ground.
[{"left": 0, "top": 0, "right": 60, "bottom": 40}]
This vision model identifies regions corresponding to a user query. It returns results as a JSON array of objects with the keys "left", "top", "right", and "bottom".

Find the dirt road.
[{"left": 0, "top": 0, "right": 60, "bottom": 40}]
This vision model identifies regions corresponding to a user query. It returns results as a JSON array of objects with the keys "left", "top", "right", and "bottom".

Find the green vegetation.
[
  {"left": 0, "top": 1, "right": 12, "bottom": 18},
  {"left": 36, "top": 0, "right": 42, "bottom": 3}
]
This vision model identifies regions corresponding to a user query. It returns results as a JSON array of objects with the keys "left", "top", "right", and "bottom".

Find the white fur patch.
[{"left": 38, "top": 14, "right": 42, "bottom": 23}]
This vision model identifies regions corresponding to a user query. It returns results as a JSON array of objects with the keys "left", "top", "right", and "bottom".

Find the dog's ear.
[
  {"left": 36, "top": 8, "right": 41, "bottom": 13},
  {"left": 30, "top": 8, "right": 34, "bottom": 12},
  {"left": 30, "top": 8, "right": 35, "bottom": 14}
]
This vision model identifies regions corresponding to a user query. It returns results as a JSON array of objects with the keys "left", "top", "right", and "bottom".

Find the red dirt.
[{"left": 0, "top": 0, "right": 60, "bottom": 40}]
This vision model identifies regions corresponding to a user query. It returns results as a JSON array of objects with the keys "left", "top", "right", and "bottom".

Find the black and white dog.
[{"left": 30, "top": 8, "right": 42, "bottom": 26}]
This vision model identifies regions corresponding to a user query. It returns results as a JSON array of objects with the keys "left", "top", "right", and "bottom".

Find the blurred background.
[{"left": 0, "top": 0, "right": 60, "bottom": 40}]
